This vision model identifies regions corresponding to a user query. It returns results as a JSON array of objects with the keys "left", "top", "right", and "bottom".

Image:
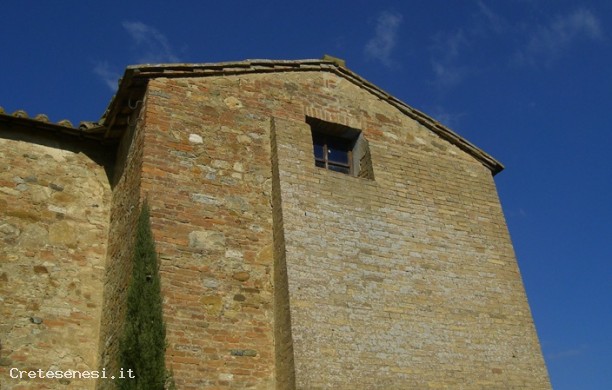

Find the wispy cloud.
[
  {"left": 427, "top": 2, "right": 511, "bottom": 89},
  {"left": 506, "top": 208, "right": 528, "bottom": 219},
  {"left": 122, "top": 21, "right": 180, "bottom": 64},
  {"left": 515, "top": 8, "right": 602, "bottom": 66},
  {"left": 93, "top": 21, "right": 180, "bottom": 90},
  {"left": 93, "top": 61, "right": 121, "bottom": 91},
  {"left": 431, "top": 62, "right": 467, "bottom": 89},
  {"left": 364, "top": 11, "right": 403, "bottom": 67},
  {"left": 476, "top": 0, "right": 507, "bottom": 34},
  {"left": 429, "top": 105, "right": 466, "bottom": 129},
  {"left": 429, "top": 30, "right": 470, "bottom": 88},
  {"left": 428, "top": 6, "right": 603, "bottom": 87},
  {"left": 547, "top": 344, "right": 588, "bottom": 360},
  {"left": 433, "top": 29, "right": 469, "bottom": 60}
]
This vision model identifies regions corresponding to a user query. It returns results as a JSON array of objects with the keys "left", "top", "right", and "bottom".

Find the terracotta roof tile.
[{"left": 0, "top": 107, "right": 107, "bottom": 143}]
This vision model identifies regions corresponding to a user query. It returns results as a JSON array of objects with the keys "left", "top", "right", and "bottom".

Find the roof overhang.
[
  {"left": 1, "top": 59, "right": 502, "bottom": 174},
  {"left": 0, "top": 109, "right": 108, "bottom": 143},
  {"left": 100, "top": 59, "right": 503, "bottom": 175}
]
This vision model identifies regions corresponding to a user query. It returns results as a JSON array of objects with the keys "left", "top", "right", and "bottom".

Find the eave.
[
  {"left": 101, "top": 59, "right": 504, "bottom": 175},
  {"left": 0, "top": 108, "right": 109, "bottom": 144}
]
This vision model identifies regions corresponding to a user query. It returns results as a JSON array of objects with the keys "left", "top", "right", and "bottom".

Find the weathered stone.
[
  {"left": 224, "top": 96, "right": 243, "bottom": 109},
  {"left": 0, "top": 222, "right": 20, "bottom": 237},
  {"left": 202, "top": 277, "right": 219, "bottom": 289},
  {"left": 8, "top": 209, "right": 41, "bottom": 222},
  {"left": 255, "top": 244, "right": 273, "bottom": 264},
  {"left": 225, "top": 195, "right": 248, "bottom": 212},
  {"left": 30, "top": 186, "right": 51, "bottom": 203},
  {"left": 224, "top": 248, "right": 243, "bottom": 259},
  {"left": 0, "top": 134, "right": 110, "bottom": 390},
  {"left": 0, "top": 357, "right": 12, "bottom": 366},
  {"left": 48, "top": 204, "right": 68, "bottom": 215},
  {"left": 233, "top": 294, "right": 246, "bottom": 302},
  {"left": 232, "top": 271, "right": 250, "bottom": 282},
  {"left": 18, "top": 223, "right": 48, "bottom": 246},
  {"left": 233, "top": 162, "right": 244, "bottom": 172},
  {"left": 230, "top": 349, "right": 257, "bottom": 357},
  {"left": 201, "top": 295, "right": 223, "bottom": 315},
  {"left": 33, "top": 265, "right": 49, "bottom": 274},
  {"left": 188, "top": 133, "right": 203, "bottom": 144},
  {"left": 191, "top": 193, "right": 222, "bottom": 205},
  {"left": 52, "top": 191, "right": 75, "bottom": 204},
  {"left": 188, "top": 230, "right": 226, "bottom": 251},
  {"left": 0, "top": 186, "right": 20, "bottom": 196},
  {"left": 49, "top": 183, "right": 64, "bottom": 191},
  {"left": 49, "top": 220, "right": 78, "bottom": 247}
]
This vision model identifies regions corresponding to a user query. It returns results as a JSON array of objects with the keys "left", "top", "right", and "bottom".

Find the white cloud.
[
  {"left": 429, "top": 105, "right": 466, "bottom": 129},
  {"left": 431, "top": 61, "right": 467, "bottom": 88},
  {"left": 93, "top": 21, "right": 180, "bottom": 90},
  {"left": 93, "top": 61, "right": 121, "bottom": 91},
  {"left": 364, "top": 11, "right": 403, "bottom": 67},
  {"left": 435, "top": 29, "right": 469, "bottom": 61},
  {"left": 476, "top": 0, "right": 507, "bottom": 34},
  {"left": 506, "top": 208, "right": 528, "bottom": 219},
  {"left": 547, "top": 344, "right": 588, "bottom": 360},
  {"left": 122, "top": 21, "right": 180, "bottom": 63},
  {"left": 515, "top": 8, "right": 602, "bottom": 66},
  {"left": 429, "top": 30, "right": 470, "bottom": 87}
]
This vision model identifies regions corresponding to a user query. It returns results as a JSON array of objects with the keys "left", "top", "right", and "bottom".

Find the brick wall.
[
  {"left": 96, "top": 105, "right": 147, "bottom": 389},
  {"left": 126, "top": 71, "right": 549, "bottom": 389},
  {"left": 138, "top": 78, "right": 277, "bottom": 388},
  {"left": 0, "top": 126, "right": 112, "bottom": 389}
]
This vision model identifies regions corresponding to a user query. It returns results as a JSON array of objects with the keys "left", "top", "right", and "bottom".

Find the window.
[
  {"left": 307, "top": 117, "right": 374, "bottom": 180},
  {"left": 312, "top": 132, "right": 353, "bottom": 174}
]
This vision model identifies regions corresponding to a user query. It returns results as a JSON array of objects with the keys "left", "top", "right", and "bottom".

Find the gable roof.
[
  {"left": 0, "top": 59, "right": 503, "bottom": 175},
  {"left": 101, "top": 59, "right": 503, "bottom": 175}
]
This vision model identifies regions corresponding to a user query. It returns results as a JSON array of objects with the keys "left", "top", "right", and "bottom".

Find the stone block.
[{"left": 188, "top": 230, "right": 226, "bottom": 251}]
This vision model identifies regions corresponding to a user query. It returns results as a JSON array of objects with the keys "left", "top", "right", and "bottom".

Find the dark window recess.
[
  {"left": 307, "top": 117, "right": 374, "bottom": 180},
  {"left": 312, "top": 132, "right": 352, "bottom": 174}
]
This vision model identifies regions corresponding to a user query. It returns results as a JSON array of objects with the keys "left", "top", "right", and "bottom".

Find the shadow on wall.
[{"left": 0, "top": 125, "right": 116, "bottom": 183}]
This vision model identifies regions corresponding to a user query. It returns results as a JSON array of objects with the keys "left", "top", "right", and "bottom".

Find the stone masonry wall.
[
  {"left": 0, "top": 127, "right": 112, "bottom": 389},
  {"left": 133, "top": 70, "right": 548, "bottom": 389},
  {"left": 270, "top": 118, "right": 296, "bottom": 389},
  {"left": 0, "top": 68, "right": 549, "bottom": 389},
  {"left": 272, "top": 74, "right": 550, "bottom": 389}
]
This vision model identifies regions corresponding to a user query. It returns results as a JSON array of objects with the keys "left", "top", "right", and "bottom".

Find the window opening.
[
  {"left": 307, "top": 116, "right": 374, "bottom": 180},
  {"left": 312, "top": 132, "right": 352, "bottom": 174}
]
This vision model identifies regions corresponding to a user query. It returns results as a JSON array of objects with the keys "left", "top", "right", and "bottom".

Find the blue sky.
[{"left": 2, "top": 1, "right": 610, "bottom": 388}]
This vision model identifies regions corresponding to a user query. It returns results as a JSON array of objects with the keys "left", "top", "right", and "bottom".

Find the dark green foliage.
[{"left": 118, "top": 202, "right": 167, "bottom": 389}]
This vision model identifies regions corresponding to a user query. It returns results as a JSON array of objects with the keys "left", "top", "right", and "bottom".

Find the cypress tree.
[{"left": 118, "top": 202, "right": 168, "bottom": 389}]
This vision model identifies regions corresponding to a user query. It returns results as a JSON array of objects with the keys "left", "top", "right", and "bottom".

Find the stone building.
[{"left": 0, "top": 58, "right": 551, "bottom": 389}]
